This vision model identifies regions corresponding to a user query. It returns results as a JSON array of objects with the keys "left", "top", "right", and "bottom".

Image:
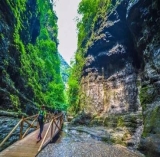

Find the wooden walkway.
[{"left": 0, "top": 114, "right": 63, "bottom": 157}]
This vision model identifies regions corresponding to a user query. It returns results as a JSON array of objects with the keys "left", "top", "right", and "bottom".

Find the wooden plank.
[
  {"left": 0, "top": 152, "right": 36, "bottom": 157},
  {"left": 0, "top": 118, "right": 62, "bottom": 157}
]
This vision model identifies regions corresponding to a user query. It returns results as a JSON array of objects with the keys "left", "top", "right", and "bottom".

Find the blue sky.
[{"left": 54, "top": 0, "right": 81, "bottom": 64}]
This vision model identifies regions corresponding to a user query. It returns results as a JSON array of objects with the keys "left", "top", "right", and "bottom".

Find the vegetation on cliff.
[
  {"left": 1, "top": 0, "right": 66, "bottom": 113},
  {"left": 58, "top": 53, "right": 70, "bottom": 85},
  {"left": 68, "top": 0, "right": 112, "bottom": 114}
]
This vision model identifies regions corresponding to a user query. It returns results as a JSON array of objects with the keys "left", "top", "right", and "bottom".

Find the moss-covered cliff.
[
  {"left": 68, "top": 0, "right": 160, "bottom": 156},
  {"left": 58, "top": 53, "right": 70, "bottom": 85},
  {"left": 0, "top": 0, "right": 66, "bottom": 114}
]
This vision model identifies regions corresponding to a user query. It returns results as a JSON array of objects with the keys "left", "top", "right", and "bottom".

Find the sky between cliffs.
[{"left": 54, "top": 0, "right": 81, "bottom": 65}]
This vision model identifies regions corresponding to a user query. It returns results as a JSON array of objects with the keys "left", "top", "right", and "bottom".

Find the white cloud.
[{"left": 54, "top": 0, "right": 81, "bottom": 65}]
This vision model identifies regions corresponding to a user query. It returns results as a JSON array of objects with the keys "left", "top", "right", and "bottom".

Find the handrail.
[
  {"left": 55, "top": 113, "right": 63, "bottom": 119},
  {"left": 24, "top": 114, "right": 38, "bottom": 120},
  {"left": 38, "top": 113, "right": 63, "bottom": 152},
  {"left": 23, "top": 119, "right": 37, "bottom": 128},
  {"left": 53, "top": 120, "right": 61, "bottom": 131},
  {"left": 38, "top": 118, "right": 54, "bottom": 152},
  {"left": 0, "top": 119, "right": 23, "bottom": 147},
  {"left": 0, "top": 112, "right": 64, "bottom": 152},
  {"left": 0, "top": 115, "right": 39, "bottom": 147},
  {"left": 22, "top": 115, "right": 38, "bottom": 139}
]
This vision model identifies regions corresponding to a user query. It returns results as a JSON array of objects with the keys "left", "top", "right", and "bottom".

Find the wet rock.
[
  {"left": 38, "top": 125, "right": 145, "bottom": 157},
  {"left": 71, "top": 111, "right": 92, "bottom": 125},
  {"left": 139, "top": 134, "right": 160, "bottom": 157}
]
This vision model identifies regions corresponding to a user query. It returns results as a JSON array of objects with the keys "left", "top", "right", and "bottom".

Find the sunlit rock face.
[
  {"left": 80, "top": 0, "right": 160, "bottom": 155},
  {"left": 81, "top": 0, "right": 141, "bottom": 116},
  {"left": 79, "top": 0, "right": 143, "bottom": 149}
]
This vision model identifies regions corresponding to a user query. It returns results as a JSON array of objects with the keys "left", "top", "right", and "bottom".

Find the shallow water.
[{"left": 38, "top": 123, "right": 144, "bottom": 157}]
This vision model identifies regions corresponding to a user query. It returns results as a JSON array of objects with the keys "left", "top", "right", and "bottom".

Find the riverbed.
[{"left": 37, "top": 123, "right": 144, "bottom": 157}]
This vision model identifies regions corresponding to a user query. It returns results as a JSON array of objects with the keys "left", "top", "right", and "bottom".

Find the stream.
[{"left": 37, "top": 122, "right": 144, "bottom": 157}]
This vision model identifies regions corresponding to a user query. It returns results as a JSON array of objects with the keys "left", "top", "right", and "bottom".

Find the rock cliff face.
[
  {"left": 0, "top": 0, "right": 64, "bottom": 151},
  {"left": 0, "top": 0, "right": 38, "bottom": 113},
  {"left": 127, "top": 0, "right": 160, "bottom": 155},
  {"left": 79, "top": 0, "right": 160, "bottom": 155},
  {"left": 0, "top": 0, "right": 64, "bottom": 114}
]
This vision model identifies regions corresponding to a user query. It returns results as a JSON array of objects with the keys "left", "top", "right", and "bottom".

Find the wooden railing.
[
  {"left": 38, "top": 113, "right": 63, "bottom": 152},
  {"left": 0, "top": 119, "right": 23, "bottom": 148},
  {"left": 0, "top": 113, "right": 63, "bottom": 151}
]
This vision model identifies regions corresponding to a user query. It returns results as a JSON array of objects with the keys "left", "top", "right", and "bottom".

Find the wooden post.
[
  {"left": 50, "top": 120, "right": 53, "bottom": 142},
  {"left": 59, "top": 116, "right": 61, "bottom": 128},
  {"left": 19, "top": 117, "right": 24, "bottom": 139},
  {"left": 53, "top": 120, "right": 61, "bottom": 131},
  {"left": 60, "top": 115, "right": 63, "bottom": 129},
  {"left": 22, "top": 116, "right": 37, "bottom": 139},
  {"left": 53, "top": 119, "right": 56, "bottom": 134},
  {"left": 61, "top": 115, "right": 64, "bottom": 128}
]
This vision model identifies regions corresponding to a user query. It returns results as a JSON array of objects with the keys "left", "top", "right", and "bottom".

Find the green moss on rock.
[
  {"left": 117, "top": 117, "right": 125, "bottom": 127},
  {"left": 10, "top": 94, "right": 21, "bottom": 111},
  {"left": 142, "top": 105, "right": 160, "bottom": 137},
  {"left": 140, "top": 86, "right": 155, "bottom": 105},
  {"left": 1, "top": 0, "right": 66, "bottom": 112}
]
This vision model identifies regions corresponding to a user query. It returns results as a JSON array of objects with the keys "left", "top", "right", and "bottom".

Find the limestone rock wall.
[
  {"left": 79, "top": 0, "right": 160, "bottom": 155},
  {"left": 81, "top": 0, "right": 141, "bottom": 115},
  {"left": 127, "top": 0, "right": 160, "bottom": 155}
]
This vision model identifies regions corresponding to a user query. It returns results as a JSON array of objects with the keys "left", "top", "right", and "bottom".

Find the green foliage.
[
  {"left": 67, "top": 49, "right": 85, "bottom": 114},
  {"left": 6, "top": 0, "right": 66, "bottom": 112},
  {"left": 10, "top": 94, "right": 21, "bottom": 111},
  {"left": 140, "top": 86, "right": 155, "bottom": 105},
  {"left": 117, "top": 117, "right": 124, "bottom": 127},
  {"left": 68, "top": 0, "right": 112, "bottom": 114},
  {"left": 142, "top": 105, "right": 160, "bottom": 137},
  {"left": 77, "top": 0, "right": 111, "bottom": 47}
]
